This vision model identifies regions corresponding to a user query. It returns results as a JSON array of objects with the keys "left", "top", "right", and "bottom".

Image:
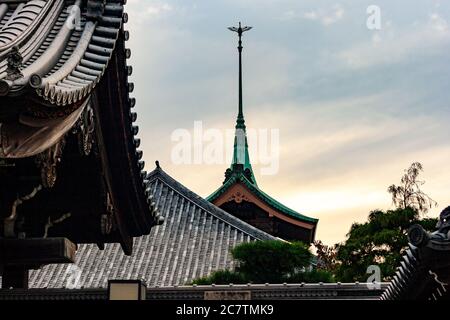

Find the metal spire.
[
  {"left": 228, "top": 22, "right": 252, "bottom": 129},
  {"left": 227, "top": 22, "right": 256, "bottom": 185}
]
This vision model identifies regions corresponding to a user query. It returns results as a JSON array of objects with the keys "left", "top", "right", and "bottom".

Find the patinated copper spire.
[{"left": 227, "top": 22, "right": 256, "bottom": 185}]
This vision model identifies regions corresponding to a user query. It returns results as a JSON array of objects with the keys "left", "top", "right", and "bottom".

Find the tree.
[
  {"left": 288, "top": 269, "right": 334, "bottom": 283},
  {"left": 335, "top": 208, "right": 435, "bottom": 282},
  {"left": 388, "top": 162, "right": 437, "bottom": 214},
  {"left": 335, "top": 162, "right": 438, "bottom": 282},
  {"left": 189, "top": 240, "right": 334, "bottom": 284},
  {"left": 191, "top": 270, "right": 247, "bottom": 285},
  {"left": 313, "top": 240, "right": 339, "bottom": 273},
  {"left": 231, "top": 240, "right": 312, "bottom": 283}
]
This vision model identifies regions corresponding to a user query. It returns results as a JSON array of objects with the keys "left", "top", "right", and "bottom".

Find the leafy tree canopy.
[
  {"left": 335, "top": 162, "right": 438, "bottom": 282},
  {"left": 190, "top": 240, "right": 334, "bottom": 285},
  {"left": 335, "top": 207, "right": 437, "bottom": 282},
  {"left": 191, "top": 270, "right": 247, "bottom": 285},
  {"left": 191, "top": 163, "right": 440, "bottom": 285},
  {"left": 231, "top": 240, "right": 312, "bottom": 283}
]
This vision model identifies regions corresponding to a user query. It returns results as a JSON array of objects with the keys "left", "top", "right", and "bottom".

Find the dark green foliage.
[
  {"left": 231, "top": 240, "right": 312, "bottom": 283},
  {"left": 189, "top": 240, "right": 316, "bottom": 285},
  {"left": 190, "top": 268, "right": 334, "bottom": 285},
  {"left": 335, "top": 207, "right": 438, "bottom": 282},
  {"left": 190, "top": 270, "right": 247, "bottom": 285},
  {"left": 335, "top": 162, "right": 439, "bottom": 282},
  {"left": 190, "top": 163, "right": 440, "bottom": 285},
  {"left": 287, "top": 269, "right": 334, "bottom": 283}
]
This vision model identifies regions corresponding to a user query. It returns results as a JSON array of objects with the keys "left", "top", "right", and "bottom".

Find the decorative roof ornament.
[
  {"left": 35, "top": 138, "right": 66, "bottom": 188},
  {"left": 437, "top": 206, "right": 450, "bottom": 235},
  {"left": 226, "top": 22, "right": 257, "bottom": 185},
  {"left": 228, "top": 22, "right": 252, "bottom": 129},
  {"left": 86, "top": 0, "right": 106, "bottom": 21},
  {"left": 5, "top": 46, "right": 23, "bottom": 81},
  {"left": 78, "top": 103, "right": 95, "bottom": 156}
]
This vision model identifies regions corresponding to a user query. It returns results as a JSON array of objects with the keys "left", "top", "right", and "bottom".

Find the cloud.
[
  {"left": 126, "top": 0, "right": 174, "bottom": 24},
  {"left": 430, "top": 13, "right": 449, "bottom": 33},
  {"left": 303, "top": 11, "right": 318, "bottom": 21},
  {"left": 146, "top": 3, "right": 172, "bottom": 16},
  {"left": 122, "top": 0, "right": 450, "bottom": 245},
  {"left": 302, "top": 4, "right": 345, "bottom": 26},
  {"left": 338, "top": 13, "right": 450, "bottom": 69},
  {"left": 141, "top": 100, "right": 450, "bottom": 245}
]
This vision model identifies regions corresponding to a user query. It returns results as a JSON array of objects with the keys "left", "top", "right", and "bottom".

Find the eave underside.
[{"left": 0, "top": 0, "right": 158, "bottom": 256}]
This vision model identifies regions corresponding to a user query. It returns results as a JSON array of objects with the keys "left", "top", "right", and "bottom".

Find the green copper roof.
[
  {"left": 230, "top": 117, "right": 257, "bottom": 185},
  {"left": 207, "top": 167, "right": 318, "bottom": 224}
]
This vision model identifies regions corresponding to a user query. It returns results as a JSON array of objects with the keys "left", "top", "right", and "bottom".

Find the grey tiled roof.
[
  {"left": 26, "top": 167, "right": 275, "bottom": 288},
  {"left": 0, "top": 0, "right": 127, "bottom": 105},
  {"left": 381, "top": 223, "right": 450, "bottom": 301}
]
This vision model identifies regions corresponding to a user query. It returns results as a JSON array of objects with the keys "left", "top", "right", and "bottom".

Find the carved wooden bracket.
[
  {"left": 78, "top": 103, "right": 95, "bottom": 156},
  {"left": 227, "top": 190, "right": 250, "bottom": 204},
  {"left": 35, "top": 138, "right": 66, "bottom": 188}
]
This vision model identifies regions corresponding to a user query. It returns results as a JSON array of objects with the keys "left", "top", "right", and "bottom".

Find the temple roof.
[
  {"left": 20, "top": 166, "right": 274, "bottom": 288},
  {"left": 208, "top": 165, "right": 318, "bottom": 225},
  {"left": 0, "top": 0, "right": 158, "bottom": 255},
  {"left": 208, "top": 24, "right": 317, "bottom": 229},
  {"left": 0, "top": 0, "right": 126, "bottom": 105},
  {"left": 381, "top": 215, "right": 450, "bottom": 301}
]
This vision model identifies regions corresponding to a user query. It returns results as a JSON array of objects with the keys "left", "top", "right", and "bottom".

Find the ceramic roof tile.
[{"left": 26, "top": 167, "right": 275, "bottom": 288}]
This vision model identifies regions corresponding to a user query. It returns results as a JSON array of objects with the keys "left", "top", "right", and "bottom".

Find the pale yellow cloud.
[
  {"left": 127, "top": 0, "right": 450, "bottom": 247},
  {"left": 141, "top": 101, "right": 449, "bottom": 246}
]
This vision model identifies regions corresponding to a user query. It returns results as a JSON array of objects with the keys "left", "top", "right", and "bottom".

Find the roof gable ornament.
[
  {"left": 223, "top": 164, "right": 254, "bottom": 184},
  {"left": 5, "top": 46, "right": 23, "bottom": 81},
  {"left": 228, "top": 22, "right": 252, "bottom": 129},
  {"left": 86, "top": 0, "right": 106, "bottom": 21},
  {"left": 226, "top": 22, "right": 257, "bottom": 185}
]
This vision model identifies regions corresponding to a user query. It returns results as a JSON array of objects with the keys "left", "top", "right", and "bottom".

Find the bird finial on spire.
[
  {"left": 228, "top": 22, "right": 252, "bottom": 128},
  {"left": 226, "top": 22, "right": 257, "bottom": 185}
]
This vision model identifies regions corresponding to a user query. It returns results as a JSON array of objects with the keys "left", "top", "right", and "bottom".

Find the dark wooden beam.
[{"left": 0, "top": 237, "right": 76, "bottom": 266}]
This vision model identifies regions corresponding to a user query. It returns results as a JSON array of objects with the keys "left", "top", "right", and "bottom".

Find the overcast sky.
[{"left": 124, "top": 0, "right": 450, "bottom": 245}]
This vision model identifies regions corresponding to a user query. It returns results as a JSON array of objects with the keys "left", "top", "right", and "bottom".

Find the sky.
[{"left": 124, "top": 0, "right": 450, "bottom": 245}]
